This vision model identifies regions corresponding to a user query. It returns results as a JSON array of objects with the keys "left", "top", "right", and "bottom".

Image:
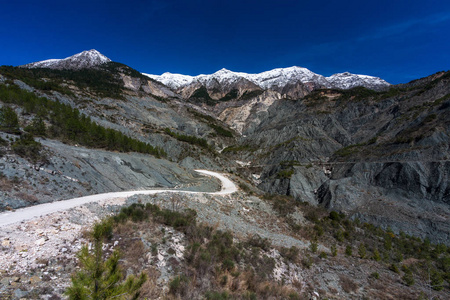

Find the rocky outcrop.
[
  {"left": 225, "top": 71, "right": 450, "bottom": 244},
  {"left": 314, "top": 161, "right": 450, "bottom": 243}
]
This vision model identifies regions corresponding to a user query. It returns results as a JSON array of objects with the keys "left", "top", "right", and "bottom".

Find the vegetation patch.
[
  {"left": 222, "top": 144, "right": 255, "bottom": 153},
  {"left": 219, "top": 89, "right": 239, "bottom": 101},
  {"left": 11, "top": 133, "right": 45, "bottom": 163},
  {"left": 277, "top": 168, "right": 294, "bottom": 179},
  {"left": 333, "top": 143, "right": 364, "bottom": 158},
  {"left": 0, "top": 83, "right": 165, "bottom": 158},
  {"left": 239, "top": 89, "right": 264, "bottom": 101},
  {"left": 164, "top": 128, "right": 209, "bottom": 149},
  {"left": 189, "top": 86, "right": 215, "bottom": 105}
]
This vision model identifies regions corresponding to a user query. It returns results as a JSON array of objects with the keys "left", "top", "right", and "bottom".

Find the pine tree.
[
  {"left": 0, "top": 106, "right": 20, "bottom": 134},
  {"left": 65, "top": 229, "right": 147, "bottom": 299},
  {"left": 358, "top": 243, "right": 366, "bottom": 259},
  {"left": 373, "top": 248, "right": 381, "bottom": 261},
  {"left": 345, "top": 245, "right": 352, "bottom": 256},
  {"left": 25, "top": 116, "right": 46, "bottom": 136}
]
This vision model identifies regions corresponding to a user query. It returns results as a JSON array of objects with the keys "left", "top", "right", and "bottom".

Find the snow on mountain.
[
  {"left": 145, "top": 67, "right": 390, "bottom": 91},
  {"left": 326, "top": 72, "right": 390, "bottom": 91},
  {"left": 247, "top": 66, "right": 330, "bottom": 89},
  {"left": 143, "top": 72, "right": 195, "bottom": 89},
  {"left": 22, "top": 49, "right": 111, "bottom": 70}
]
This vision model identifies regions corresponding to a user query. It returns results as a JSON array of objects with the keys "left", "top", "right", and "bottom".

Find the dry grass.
[
  {"left": 0, "top": 177, "right": 13, "bottom": 192},
  {"left": 339, "top": 275, "right": 358, "bottom": 293},
  {"left": 138, "top": 268, "right": 161, "bottom": 299},
  {"left": 114, "top": 221, "right": 135, "bottom": 236},
  {"left": 14, "top": 191, "right": 38, "bottom": 203}
]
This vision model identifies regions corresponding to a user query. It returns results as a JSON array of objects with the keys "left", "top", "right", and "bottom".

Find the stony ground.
[{"left": 0, "top": 186, "right": 448, "bottom": 299}]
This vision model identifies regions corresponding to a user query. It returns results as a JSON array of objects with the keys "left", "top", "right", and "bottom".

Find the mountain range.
[
  {"left": 0, "top": 49, "right": 449, "bottom": 299},
  {"left": 144, "top": 66, "right": 390, "bottom": 92},
  {"left": 6, "top": 49, "right": 449, "bottom": 244},
  {"left": 21, "top": 49, "right": 391, "bottom": 96}
]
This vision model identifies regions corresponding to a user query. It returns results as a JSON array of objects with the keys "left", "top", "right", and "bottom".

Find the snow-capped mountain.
[
  {"left": 22, "top": 49, "right": 111, "bottom": 70},
  {"left": 326, "top": 72, "right": 390, "bottom": 90},
  {"left": 144, "top": 67, "right": 390, "bottom": 92}
]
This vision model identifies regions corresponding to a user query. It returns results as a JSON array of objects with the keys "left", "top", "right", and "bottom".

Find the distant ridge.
[
  {"left": 144, "top": 67, "right": 390, "bottom": 91},
  {"left": 21, "top": 49, "right": 111, "bottom": 70},
  {"left": 20, "top": 49, "right": 390, "bottom": 91}
]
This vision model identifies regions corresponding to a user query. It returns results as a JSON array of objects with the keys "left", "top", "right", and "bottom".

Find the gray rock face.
[
  {"left": 315, "top": 161, "right": 450, "bottom": 243},
  {"left": 4, "top": 51, "right": 450, "bottom": 245},
  {"left": 0, "top": 137, "right": 221, "bottom": 211},
  {"left": 221, "top": 71, "right": 450, "bottom": 244}
]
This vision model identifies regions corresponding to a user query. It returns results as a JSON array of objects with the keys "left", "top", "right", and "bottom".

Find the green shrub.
[
  {"left": 165, "top": 128, "right": 209, "bottom": 149},
  {"left": 430, "top": 269, "right": 444, "bottom": 291},
  {"left": 169, "top": 275, "right": 189, "bottom": 296},
  {"left": 373, "top": 248, "right": 381, "bottom": 261},
  {"left": 402, "top": 271, "right": 415, "bottom": 286},
  {"left": 314, "top": 224, "right": 324, "bottom": 237},
  {"left": 222, "top": 259, "right": 235, "bottom": 271},
  {"left": 205, "top": 291, "right": 230, "bottom": 300},
  {"left": 264, "top": 194, "right": 297, "bottom": 215},
  {"left": 92, "top": 219, "right": 113, "bottom": 241},
  {"left": 390, "top": 263, "right": 400, "bottom": 274},
  {"left": 335, "top": 230, "right": 344, "bottom": 242},
  {"left": 280, "top": 246, "right": 299, "bottom": 261},
  {"left": 11, "top": 133, "right": 44, "bottom": 163},
  {"left": 25, "top": 117, "right": 46, "bottom": 136},
  {"left": 345, "top": 245, "right": 353, "bottom": 256},
  {"left": 247, "top": 234, "right": 271, "bottom": 251},
  {"left": 310, "top": 241, "right": 318, "bottom": 253},
  {"left": 331, "top": 245, "right": 337, "bottom": 257},
  {"left": 329, "top": 211, "right": 341, "bottom": 221},
  {"left": 277, "top": 168, "right": 294, "bottom": 179},
  {"left": 358, "top": 243, "right": 367, "bottom": 259},
  {"left": 302, "top": 255, "right": 313, "bottom": 268},
  {"left": 0, "top": 106, "right": 20, "bottom": 134},
  {"left": 210, "top": 124, "right": 233, "bottom": 137}
]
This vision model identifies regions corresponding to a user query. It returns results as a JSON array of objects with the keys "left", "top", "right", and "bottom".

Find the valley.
[{"left": 0, "top": 50, "right": 448, "bottom": 298}]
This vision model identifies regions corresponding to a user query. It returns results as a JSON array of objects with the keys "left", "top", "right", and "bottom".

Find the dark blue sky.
[{"left": 1, "top": 0, "right": 449, "bottom": 84}]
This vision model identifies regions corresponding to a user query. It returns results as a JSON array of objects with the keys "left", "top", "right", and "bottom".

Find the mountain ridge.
[
  {"left": 21, "top": 49, "right": 111, "bottom": 70},
  {"left": 144, "top": 66, "right": 390, "bottom": 92},
  {"left": 1, "top": 52, "right": 449, "bottom": 298},
  {"left": 19, "top": 49, "right": 390, "bottom": 92},
  {"left": 4, "top": 50, "right": 449, "bottom": 245}
]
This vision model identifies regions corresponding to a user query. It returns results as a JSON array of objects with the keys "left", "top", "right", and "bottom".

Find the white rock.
[{"left": 35, "top": 238, "right": 45, "bottom": 246}]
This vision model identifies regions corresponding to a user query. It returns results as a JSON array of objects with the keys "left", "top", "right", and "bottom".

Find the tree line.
[{"left": 0, "top": 83, "right": 166, "bottom": 158}]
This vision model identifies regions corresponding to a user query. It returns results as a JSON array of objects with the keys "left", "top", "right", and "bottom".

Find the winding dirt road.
[{"left": 0, "top": 170, "right": 237, "bottom": 227}]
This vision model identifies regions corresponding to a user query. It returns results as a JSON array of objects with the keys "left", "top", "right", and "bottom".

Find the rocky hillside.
[
  {"left": 0, "top": 53, "right": 236, "bottom": 211},
  {"left": 1, "top": 50, "right": 448, "bottom": 246},
  {"left": 0, "top": 50, "right": 449, "bottom": 298},
  {"left": 1, "top": 185, "right": 449, "bottom": 299},
  {"left": 216, "top": 72, "right": 450, "bottom": 244}
]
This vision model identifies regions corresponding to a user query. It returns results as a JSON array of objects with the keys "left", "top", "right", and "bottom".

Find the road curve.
[{"left": 0, "top": 170, "right": 237, "bottom": 227}]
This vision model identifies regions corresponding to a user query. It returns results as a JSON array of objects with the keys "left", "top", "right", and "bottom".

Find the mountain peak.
[
  {"left": 145, "top": 66, "right": 391, "bottom": 91},
  {"left": 326, "top": 72, "right": 390, "bottom": 90},
  {"left": 21, "top": 49, "right": 111, "bottom": 70},
  {"left": 216, "top": 68, "right": 232, "bottom": 73}
]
